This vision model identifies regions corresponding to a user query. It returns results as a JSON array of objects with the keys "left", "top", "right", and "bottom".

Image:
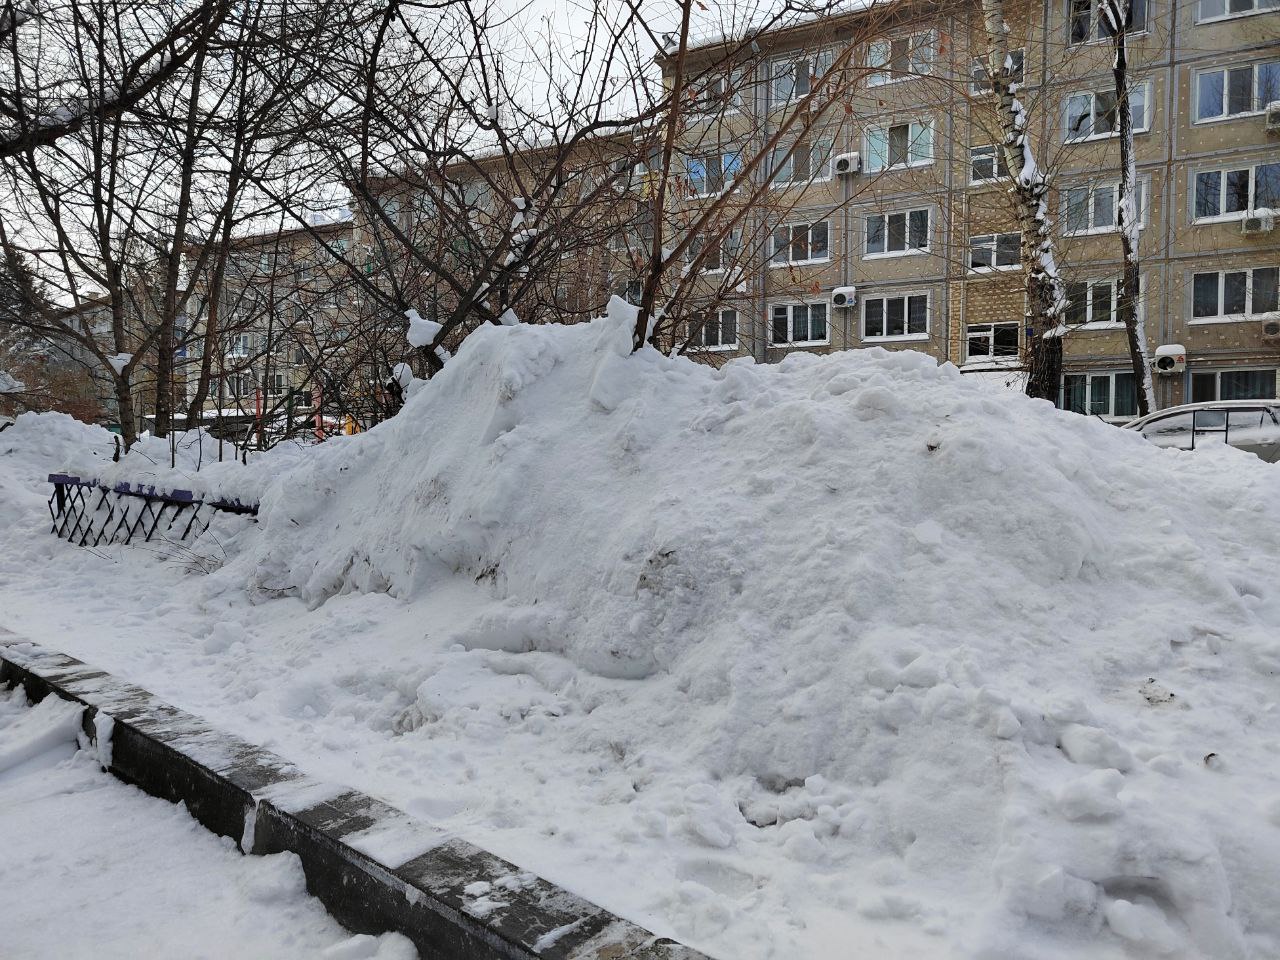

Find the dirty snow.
[{"left": 3, "top": 300, "right": 1280, "bottom": 958}]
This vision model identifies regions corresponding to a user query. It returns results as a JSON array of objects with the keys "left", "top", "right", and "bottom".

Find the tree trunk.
[
  {"left": 1107, "top": 0, "right": 1153, "bottom": 416},
  {"left": 113, "top": 373, "right": 138, "bottom": 449},
  {"left": 980, "top": 0, "right": 1067, "bottom": 402}
]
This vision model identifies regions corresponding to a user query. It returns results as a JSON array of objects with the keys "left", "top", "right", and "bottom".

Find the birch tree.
[
  {"left": 1099, "top": 0, "right": 1153, "bottom": 416},
  {"left": 978, "top": 0, "right": 1067, "bottom": 401}
]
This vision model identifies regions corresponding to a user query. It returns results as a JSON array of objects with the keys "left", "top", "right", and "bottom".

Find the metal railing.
[{"left": 47, "top": 474, "right": 257, "bottom": 548}]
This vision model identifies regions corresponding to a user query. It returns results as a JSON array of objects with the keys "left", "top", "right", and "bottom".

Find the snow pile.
[
  {"left": 0, "top": 410, "right": 310, "bottom": 509},
  {"left": 233, "top": 299, "right": 1280, "bottom": 957}
]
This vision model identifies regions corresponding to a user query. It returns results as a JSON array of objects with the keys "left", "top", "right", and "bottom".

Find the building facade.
[{"left": 662, "top": 0, "right": 1280, "bottom": 416}]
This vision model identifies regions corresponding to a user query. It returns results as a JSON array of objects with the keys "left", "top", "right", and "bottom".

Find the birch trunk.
[
  {"left": 1104, "top": 0, "right": 1154, "bottom": 416},
  {"left": 979, "top": 0, "right": 1067, "bottom": 402}
]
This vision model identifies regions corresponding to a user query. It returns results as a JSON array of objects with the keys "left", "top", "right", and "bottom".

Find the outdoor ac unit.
[
  {"left": 1242, "top": 213, "right": 1275, "bottom": 235},
  {"left": 831, "top": 285, "right": 857, "bottom": 307},
  {"left": 833, "top": 152, "right": 861, "bottom": 176},
  {"left": 1152, "top": 343, "right": 1186, "bottom": 375},
  {"left": 1262, "top": 320, "right": 1280, "bottom": 340},
  {"left": 1265, "top": 101, "right": 1280, "bottom": 133}
]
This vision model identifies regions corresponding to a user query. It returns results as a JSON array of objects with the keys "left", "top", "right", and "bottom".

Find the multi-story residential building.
[
  {"left": 184, "top": 217, "right": 384, "bottom": 441},
  {"left": 660, "top": 0, "right": 1280, "bottom": 416}
]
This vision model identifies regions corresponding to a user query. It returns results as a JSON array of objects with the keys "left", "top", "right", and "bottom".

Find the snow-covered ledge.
[{"left": 0, "top": 631, "right": 705, "bottom": 960}]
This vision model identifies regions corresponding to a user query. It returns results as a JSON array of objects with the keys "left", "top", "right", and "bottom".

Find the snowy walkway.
[{"left": 0, "top": 687, "right": 414, "bottom": 960}]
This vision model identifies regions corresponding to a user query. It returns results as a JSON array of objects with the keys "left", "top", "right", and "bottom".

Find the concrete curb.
[{"left": 0, "top": 633, "right": 710, "bottom": 960}]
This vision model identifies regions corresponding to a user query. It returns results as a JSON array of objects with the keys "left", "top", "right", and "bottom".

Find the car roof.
[{"left": 1124, "top": 399, "right": 1280, "bottom": 428}]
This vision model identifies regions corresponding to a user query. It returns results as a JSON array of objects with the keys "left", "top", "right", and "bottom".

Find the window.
[
  {"left": 1065, "top": 276, "right": 1141, "bottom": 325},
  {"left": 865, "top": 121, "right": 933, "bottom": 171},
  {"left": 1064, "top": 82, "right": 1150, "bottom": 140},
  {"left": 1069, "top": 0, "right": 1147, "bottom": 43},
  {"left": 966, "top": 322, "right": 1020, "bottom": 362},
  {"left": 693, "top": 69, "right": 746, "bottom": 115},
  {"left": 770, "top": 302, "right": 829, "bottom": 345},
  {"left": 1192, "top": 369, "right": 1278, "bottom": 401},
  {"left": 770, "top": 221, "right": 830, "bottom": 265},
  {"left": 770, "top": 138, "right": 833, "bottom": 185},
  {"left": 1196, "top": 0, "right": 1280, "bottom": 23},
  {"left": 863, "top": 293, "right": 929, "bottom": 339},
  {"left": 687, "top": 149, "right": 742, "bottom": 196},
  {"left": 227, "top": 374, "right": 255, "bottom": 400},
  {"left": 969, "top": 49, "right": 1025, "bottom": 94},
  {"left": 1193, "top": 268, "right": 1280, "bottom": 318},
  {"left": 689, "top": 309, "right": 738, "bottom": 349},
  {"left": 1061, "top": 371, "right": 1137, "bottom": 417},
  {"left": 772, "top": 51, "right": 834, "bottom": 103},
  {"left": 970, "top": 145, "right": 1010, "bottom": 183},
  {"left": 969, "top": 232, "right": 1021, "bottom": 270},
  {"left": 687, "top": 230, "right": 741, "bottom": 272},
  {"left": 267, "top": 373, "right": 285, "bottom": 397},
  {"left": 1194, "top": 163, "right": 1280, "bottom": 219},
  {"left": 1062, "top": 180, "right": 1148, "bottom": 234},
  {"left": 1195, "top": 62, "right": 1280, "bottom": 121},
  {"left": 865, "top": 208, "right": 930, "bottom": 256},
  {"left": 227, "top": 333, "right": 252, "bottom": 357},
  {"left": 868, "top": 32, "right": 935, "bottom": 85}
]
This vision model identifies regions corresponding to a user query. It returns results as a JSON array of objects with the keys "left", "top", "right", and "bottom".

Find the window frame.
[
  {"left": 1190, "top": 266, "right": 1280, "bottom": 321},
  {"left": 1064, "top": 275, "right": 1144, "bottom": 328},
  {"left": 688, "top": 308, "right": 740, "bottom": 351},
  {"left": 969, "top": 144, "right": 1010, "bottom": 184},
  {"left": 691, "top": 69, "right": 747, "bottom": 117},
  {"left": 1193, "top": 60, "right": 1280, "bottom": 123},
  {"left": 1068, "top": 0, "right": 1149, "bottom": 45},
  {"left": 969, "top": 48, "right": 1025, "bottom": 95},
  {"left": 1192, "top": 162, "right": 1280, "bottom": 222},
  {"left": 1190, "top": 368, "right": 1280, "bottom": 402},
  {"left": 864, "top": 207, "right": 932, "bottom": 258},
  {"left": 861, "top": 291, "right": 931, "bottom": 342},
  {"left": 1060, "top": 370, "right": 1139, "bottom": 419},
  {"left": 769, "top": 137, "right": 834, "bottom": 187},
  {"left": 769, "top": 301, "right": 831, "bottom": 346},
  {"left": 686, "top": 148, "right": 743, "bottom": 198},
  {"left": 968, "top": 231, "right": 1022, "bottom": 271},
  {"left": 964, "top": 321, "right": 1022, "bottom": 364},
  {"left": 1195, "top": 0, "right": 1280, "bottom": 24},
  {"left": 1063, "top": 81, "right": 1152, "bottom": 142},
  {"left": 769, "top": 220, "right": 831, "bottom": 267},
  {"left": 867, "top": 31, "right": 936, "bottom": 87},
  {"left": 864, "top": 120, "right": 935, "bottom": 172},
  {"left": 771, "top": 50, "right": 835, "bottom": 105},
  {"left": 686, "top": 229, "right": 741, "bottom": 275},
  {"left": 227, "top": 332, "right": 253, "bottom": 357},
  {"left": 1061, "top": 178, "right": 1150, "bottom": 235}
]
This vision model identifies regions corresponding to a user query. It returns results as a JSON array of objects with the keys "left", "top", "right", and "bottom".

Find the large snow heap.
[{"left": 236, "top": 299, "right": 1279, "bottom": 956}]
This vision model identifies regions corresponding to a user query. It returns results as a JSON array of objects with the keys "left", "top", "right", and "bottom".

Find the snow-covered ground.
[
  {"left": 3, "top": 301, "right": 1280, "bottom": 958},
  {"left": 0, "top": 687, "right": 414, "bottom": 960}
]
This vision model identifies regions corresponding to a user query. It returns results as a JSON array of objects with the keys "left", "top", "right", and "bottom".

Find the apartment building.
[
  {"left": 664, "top": 0, "right": 1280, "bottom": 415},
  {"left": 184, "top": 217, "right": 383, "bottom": 440}
]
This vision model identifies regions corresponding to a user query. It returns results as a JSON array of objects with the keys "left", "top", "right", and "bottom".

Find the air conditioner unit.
[
  {"left": 1152, "top": 343, "right": 1186, "bottom": 375},
  {"left": 1265, "top": 101, "right": 1280, "bottom": 133},
  {"left": 1242, "top": 213, "right": 1275, "bottom": 235},
  {"left": 833, "top": 152, "right": 861, "bottom": 176},
  {"left": 831, "top": 285, "right": 857, "bottom": 307},
  {"left": 1262, "top": 320, "right": 1280, "bottom": 340}
]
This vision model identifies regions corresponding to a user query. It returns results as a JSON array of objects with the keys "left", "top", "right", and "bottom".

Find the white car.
[{"left": 1123, "top": 399, "right": 1280, "bottom": 462}]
